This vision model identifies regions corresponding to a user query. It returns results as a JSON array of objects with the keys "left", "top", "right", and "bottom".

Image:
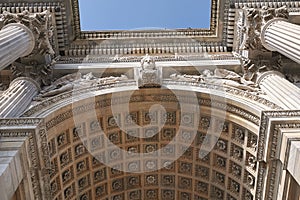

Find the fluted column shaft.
[
  {"left": 257, "top": 71, "right": 300, "bottom": 109},
  {"left": 0, "top": 23, "right": 35, "bottom": 70},
  {"left": 261, "top": 19, "right": 300, "bottom": 64},
  {"left": 0, "top": 77, "right": 39, "bottom": 117}
]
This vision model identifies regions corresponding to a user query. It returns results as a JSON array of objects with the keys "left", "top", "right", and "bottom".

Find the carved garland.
[
  {"left": 0, "top": 118, "right": 42, "bottom": 126},
  {"left": 38, "top": 123, "right": 52, "bottom": 200},
  {"left": 28, "top": 133, "right": 42, "bottom": 199}
]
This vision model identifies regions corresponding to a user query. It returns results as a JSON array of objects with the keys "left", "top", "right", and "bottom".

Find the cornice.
[
  {"left": 72, "top": 0, "right": 220, "bottom": 39},
  {"left": 65, "top": 0, "right": 232, "bottom": 56},
  {"left": 0, "top": 0, "right": 231, "bottom": 57},
  {"left": 233, "top": 1, "right": 300, "bottom": 9}
]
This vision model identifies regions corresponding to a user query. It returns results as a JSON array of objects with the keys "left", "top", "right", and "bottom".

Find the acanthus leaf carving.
[
  {"left": 0, "top": 10, "right": 55, "bottom": 56},
  {"left": 237, "top": 6, "right": 288, "bottom": 51}
]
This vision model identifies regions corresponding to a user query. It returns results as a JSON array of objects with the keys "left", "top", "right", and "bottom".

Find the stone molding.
[
  {"left": 0, "top": 118, "right": 42, "bottom": 127},
  {"left": 258, "top": 110, "right": 300, "bottom": 161},
  {"left": 233, "top": 1, "right": 300, "bottom": 9},
  {"left": 0, "top": 117, "right": 51, "bottom": 200},
  {"left": 57, "top": 53, "right": 239, "bottom": 64},
  {"left": 0, "top": 0, "right": 231, "bottom": 58},
  {"left": 68, "top": 0, "right": 230, "bottom": 56},
  {"left": 256, "top": 110, "right": 300, "bottom": 200},
  {"left": 23, "top": 79, "right": 281, "bottom": 118},
  {"left": 72, "top": 0, "right": 220, "bottom": 39}
]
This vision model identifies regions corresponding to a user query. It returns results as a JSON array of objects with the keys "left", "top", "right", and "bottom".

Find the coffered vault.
[{"left": 0, "top": 0, "right": 300, "bottom": 200}]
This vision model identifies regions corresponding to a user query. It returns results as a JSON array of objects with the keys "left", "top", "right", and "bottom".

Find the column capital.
[
  {"left": 0, "top": 10, "right": 54, "bottom": 56},
  {"left": 240, "top": 6, "right": 289, "bottom": 51}
]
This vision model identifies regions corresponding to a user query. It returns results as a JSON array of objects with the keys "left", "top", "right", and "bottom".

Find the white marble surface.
[{"left": 288, "top": 141, "right": 300, "bottom": 184}]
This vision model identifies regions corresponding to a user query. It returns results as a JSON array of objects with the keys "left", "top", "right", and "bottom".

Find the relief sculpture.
[
  {"left": 170, "top": 68, "right": 260, "bottom": 92},
  {"left": 35, "top": 72, "right": 128, "bottom": 99}
]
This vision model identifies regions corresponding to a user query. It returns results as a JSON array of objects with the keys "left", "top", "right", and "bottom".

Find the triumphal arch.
[{"left": 0, "top": 0, "right": 300, "bottom": 199}]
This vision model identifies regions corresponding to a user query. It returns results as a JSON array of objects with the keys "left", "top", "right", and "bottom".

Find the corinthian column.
[
  {"left": 0, "top": 77, "right": 39, "bottom": 117},
  {"left": 261, "top": 19, "right": 300, "bottom": 64},
  {"left": 257, "top": 71, "right": 300, "bottom": 109},
  {"left": 241, "top": 6, "right": 300, "bottom": 63},
  {"left": 0, "top": 10, "right": 54, "bottom": 71},
  {"left": 0, "top": 23, "right": 35, "bottom": 70}
]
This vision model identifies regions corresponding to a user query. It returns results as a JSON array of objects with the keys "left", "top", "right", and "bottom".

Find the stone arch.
[{"left": 27, "top": 85, "right": 269, "bottom": 200}]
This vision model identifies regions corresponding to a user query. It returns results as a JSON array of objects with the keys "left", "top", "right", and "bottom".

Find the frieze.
[
  {"left": 0, "top": 131, "right": 33, "bottom": 137},
  {"left": 23, "top": 78, "right": 279, "bottom": 118},
  {"left": 0, "top": 118, "right": 42, "bottom": 126},
  {"left": 22, "top": 81, "right": 136, "bottom": 117},
  {"left": 57, "top": 53, "right": 238, "bottom": 64},
  {"left": 164, "top": 80, "right": 281, "bottom": 109}
]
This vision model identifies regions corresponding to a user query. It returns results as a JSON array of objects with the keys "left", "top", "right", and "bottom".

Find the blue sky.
[{"left": 78, "top": 0, "right": 211, "bottom": 30}]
